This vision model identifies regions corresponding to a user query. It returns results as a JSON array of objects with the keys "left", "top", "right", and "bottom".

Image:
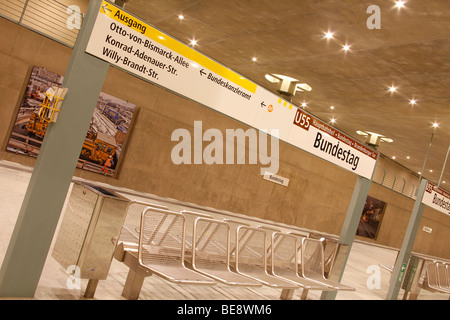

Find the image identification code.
[{"left": 177, "top": 304, "right": 272, "bottom": 317}]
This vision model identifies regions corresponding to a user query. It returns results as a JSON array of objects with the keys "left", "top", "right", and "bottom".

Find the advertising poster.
[
  {"left": 356, "top": 196, "right": 386, "bottom": 239},
  {"left": 7, "top": 66, "right": 136, "bottom": 176}
]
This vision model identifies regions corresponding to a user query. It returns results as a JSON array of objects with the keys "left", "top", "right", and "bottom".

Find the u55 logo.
[{"left": 293, "top": 109, "right": 311, "bottom": 131}]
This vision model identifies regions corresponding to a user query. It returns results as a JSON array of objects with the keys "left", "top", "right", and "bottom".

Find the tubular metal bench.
[
  {"left": 114, "top": 202, "right": 357, "bottom": 300},
  {"left": 436, "top": 262, "right": 450, "bottom": 293},
  {"left": 422, "top": 261, "right": 450, "bottom": 294},
  {"left": 138, "top": 207, "right": 216, "bottom": 285},
  {"left": 114, "top": 206, "right": 215, "bottom": 299},
  {"left": 180, "top": 210, "right": 213, "bottom": 256},
  {"left": 234, "top": 225, "right": 299, "bottom": 290},
  {"left": 321, "top": 238, "right": 340, "bottom": 278},
  {"left": 118, "top": 201, "right": 169, "bottom": 245},
  {"left": 270, "top": 232, "right": 336, "bottom": 292},
  {"left": 114, "top": 201, "right": 170, "bottom": 299},
  {"left": 191, "top": 217, "right": 262, "bottom": 287},
  {"left": 300, "top": 238, "right": 355, "bottom": 292},
  {"left": 436, "top": 262, "right": 450, "bottom": 291}
]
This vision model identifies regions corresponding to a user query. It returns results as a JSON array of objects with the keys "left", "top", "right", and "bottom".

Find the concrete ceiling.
[{"left": 122, "top": 0, "right": 450, "bottom": 187}]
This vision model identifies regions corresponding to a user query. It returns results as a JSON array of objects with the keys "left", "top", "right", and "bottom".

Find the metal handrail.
[
  {"left": 0, "top": 0, "right": 83, "bottom": 48},
  {"left": 373, "top": 165, "right": 416, "bottom": 199}
]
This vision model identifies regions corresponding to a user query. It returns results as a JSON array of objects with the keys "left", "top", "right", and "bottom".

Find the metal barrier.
[
  {"left": 0, "top": 0, "right": 82, "bottom": 47},
  {"left": 372, "top": 165, "right": 416, "bottom": 199}
]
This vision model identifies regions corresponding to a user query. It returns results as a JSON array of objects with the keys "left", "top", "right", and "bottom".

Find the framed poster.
[
  {"left": 356, "top": 196, "right": 387, "bottom": 239},
  {"left": 7, "top": 66, "right": 136, "bottom": 177}
]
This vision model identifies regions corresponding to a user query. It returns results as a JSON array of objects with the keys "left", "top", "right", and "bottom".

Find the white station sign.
[
  {"left": 422, "top": 181, "right": 450, "bottom": 216},
  {"left": 86, "top": 1, "right": 379, "bottom": 179}
]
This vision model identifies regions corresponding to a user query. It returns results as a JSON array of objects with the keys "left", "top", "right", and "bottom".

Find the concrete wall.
[{"left": 1, "top": 18, "right": 449, "bottom": 259}]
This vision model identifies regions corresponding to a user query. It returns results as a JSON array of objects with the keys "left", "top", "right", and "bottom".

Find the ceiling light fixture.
[
  {"left": 178, "top": 14, "right": 184, "bottom": 20},
  {"left": 432, "top": 122, "right": 439, "bottom": 128},
  {"left": 330, "top": 117, "right": 337, "bottom": 124},
  {"left": 190, "top": 39, "right": 197, "bottom": 46},
  {"left": 330, "top": 106, "right": 335, "bottom": 110},
  {"left": 301, "top": 102, "right": 308, "bottom": 108},
  {"left": 252, "top": 57, "right": 258, "bottom": 62},
  {"left": 265, "top": 74, "right": 312, "bottom": 98},
  {"left": 342, "top": 44, "right": 351, "bottom": 52},
  {"left": 388, "top": 85, "right": 397, "bottom": 93},
  {"left": 409, "top": 99, "right": 417, "bottom": 105},
  {"left": 357, "top": 130, "right": 393, "bottom": 149}
]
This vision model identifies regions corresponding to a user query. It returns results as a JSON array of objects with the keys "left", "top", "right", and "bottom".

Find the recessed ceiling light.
[
  {"left": 190, "top": 39, "right": 197, "bottom": 46},
  {"left": 324, "top": 31, "right": 334, "bottom": 39},
  {"left": 406, "top": 156, "right": 410, "bottom": 159},
  {"left": 429, "top": 169, "right": 433, "bottom": 173},
  {"left": 392, "top": 156, "right": 396, "bottom": 160},
  {"left": 252, "top": 57, "right": 258, "bottom": 62},
  {"left": 342, "top": 44, "right": 351, "bottom": 51},
  {"left": 395, "top": 1, "right": 406, "bottom": 9},
  {"left": 178, "top": 14, "right": 184, "bottom": 20},
  {"left": 409, "top": 99, "right": 417, "bottom": 105},
  {"left": 330, "top": 117, "right": 337, "bottom": 124},
  {"left": 301, "top": 102, "right": 308, "bottom": 108},
  {"left": 432, "top": 122, "right": 439, "bottom": 128},
  {"left": 330, "top": 106, "right": 335, "bottom": 110},
  {"left": 388, "top": 85, "right": 397, "bottom": 93}
]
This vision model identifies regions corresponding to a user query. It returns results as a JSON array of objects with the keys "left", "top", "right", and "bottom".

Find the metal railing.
[
  {"left": 0, "top": 0, "right": 83, "bottom": 47},
  {"left": 372, "top": 165, "right": 416, "bottom": 199}
]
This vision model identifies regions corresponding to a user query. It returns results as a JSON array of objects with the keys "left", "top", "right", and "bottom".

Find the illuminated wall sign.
[
  {"left": 86, "top": 1, "right": 379, "bottom": 179},
  {"left": 422, "top": 226, "right": 432, "bottom": 234},
  {"left": 263, "top": 172, "right": 289, "bottom": 187},
  {"left": 422, "top": 181, "right": 450, "bottom": 216}
]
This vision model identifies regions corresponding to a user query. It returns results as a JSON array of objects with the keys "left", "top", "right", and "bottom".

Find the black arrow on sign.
[
  {"left": 261, "top": 101, "right": 266, "bottom": 108},
  {"left": 200, "top": 69, "right": 206, "bottom": 76}
]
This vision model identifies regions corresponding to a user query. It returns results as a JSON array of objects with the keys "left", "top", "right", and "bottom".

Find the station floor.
[{"left": 0, "top": 160, "right": 448, "bottom": 300}]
